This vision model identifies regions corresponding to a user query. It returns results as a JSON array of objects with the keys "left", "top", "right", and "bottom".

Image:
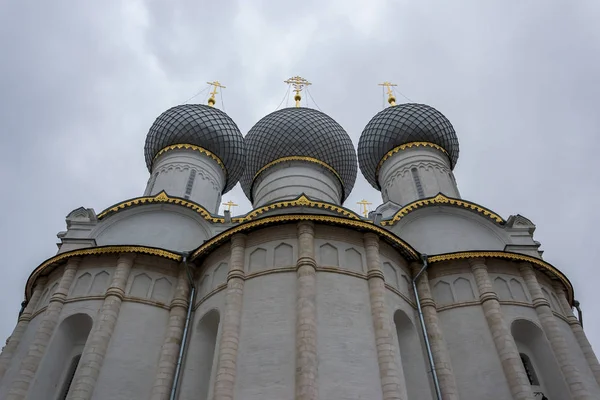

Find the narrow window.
[
  {"left": 58, "top": 354, "right": 81, "bottom": 400},
  {"left": 520, "top": 353, "right": 539, "bottom": 386},
  {"left": 411, "top": 167, "right": 425, "bottom": 199},
  {"left": 184, "top": 169, "right": 197, "bottom": 199}
]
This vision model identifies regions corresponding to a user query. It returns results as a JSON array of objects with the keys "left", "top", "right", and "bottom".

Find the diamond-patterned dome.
[
  {"left": 358, "top": 103, "right": 459, "bottom": 189},
  {"left": 241, "top": 107, "right": 357, "bottom": 201},
  {"left": 144, "top": 104, "right": 245, "bottom": 193}
]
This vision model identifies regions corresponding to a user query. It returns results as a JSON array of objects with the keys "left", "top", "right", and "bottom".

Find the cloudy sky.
[{"left": 1, "top": 0, "right": 599, "bottom": 360}]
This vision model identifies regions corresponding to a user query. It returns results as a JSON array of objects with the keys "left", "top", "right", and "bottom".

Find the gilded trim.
[
  {"left": 381, "top": 193, "right": 504, "bottom": 226},
  {"left": 26, "top": 245, "right": 182, "bottom": 299},
  {"left": 97, "top": 191, "right": 225, "bottom": 223},
  {"left": 191, "top": 214, "right": 419, "bottom": 261},
  {"left": 153, "top": 143, "right": 225, "bottom": 171},
  {"left": 428, "top": 251, "right": 574, "bottom": 303},
  {"left": 376, "top": 142, "right": 449, "bottom": 174},
  {"left": 253, "top": 156, "right": 342, "bottom": 183},
  {"left": 233, "top": 195, "right": 361, "bottom": 223}
]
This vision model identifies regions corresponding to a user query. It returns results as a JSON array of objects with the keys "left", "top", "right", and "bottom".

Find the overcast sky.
[{"left": 1, "top": 1, "right": 599, "bottom": 361}]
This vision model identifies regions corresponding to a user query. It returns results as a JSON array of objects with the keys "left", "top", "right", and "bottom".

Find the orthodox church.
[{"left": 0, "top": 77, "right": 598, "bottom": 400}]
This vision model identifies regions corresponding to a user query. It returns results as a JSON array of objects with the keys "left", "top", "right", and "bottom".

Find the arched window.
[
  {"left": 520, "top": 353, "right": 539, "bottom": 386},
  {"left": 58, "top": 354, "right": 81, "bottom": 400},
  {"left": 411, "top": 167, "right": 425, "bottom": 199}
]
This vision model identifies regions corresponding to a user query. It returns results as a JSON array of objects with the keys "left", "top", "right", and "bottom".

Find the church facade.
[{"left": 0, "top": 81, "right": 598, "bottom": 400}]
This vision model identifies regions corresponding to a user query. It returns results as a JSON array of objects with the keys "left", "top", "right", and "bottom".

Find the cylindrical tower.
[
  {"left": 240, "top": 107, "right": 357, "bottom": 207},
  {"left": 143, "top": 104, "right": 245, "bottom": 213},
  {"left": 358, "top": 103, "right": 460, "bottom": 206}
]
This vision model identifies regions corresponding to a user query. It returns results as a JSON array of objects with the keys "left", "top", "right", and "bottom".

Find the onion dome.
[
  {"left": 144, "top": 104, "right": 245, "bottom": 193},
  {"left": 358, "top": 103, "right": 459, "bottom": 189},
  {"left": 240, "top": 107, "right": 357, "bottom": 201}
]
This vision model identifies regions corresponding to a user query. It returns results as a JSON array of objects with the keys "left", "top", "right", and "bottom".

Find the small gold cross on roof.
[
  {"left": 207, "top": 80, "right": 226, "bottom": 107},
  {"left": 378, "top": 81, "right": 397, "bottom": 106},
  {"left": 357, "top": 199, "right": 372, "bottom": 218},
  {"left": 222, "top": 200, "right": 238, "bottom": 212}
]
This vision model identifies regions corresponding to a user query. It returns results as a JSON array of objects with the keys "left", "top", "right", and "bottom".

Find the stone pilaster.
[
  {"left": 150, "top": 265, "right": 191, "bottom": 400},
  {"left": 411, "top": 263, "right": 459, "bottom": 400},
  {"left": 364, "top": 233, "right": 407, "bottom": 400},
  {"left": 213, "top": 234, "right": 246, "bottom": 400},
  {"left": 469, "top": 258, "right": 534, "bottom": 400},
  {"left": 295, "top": 221, "right": 318, "bottom": 400},
  {"left": 520, "top": 263, "right": 593, "bottom": 400},
  {"left": 7, "top": 257, "right": 80, "bottom": 400},
  {"left": 66, "top": 253, "right": 136, "bottom": 400},
  {"left": 0, "top": 277, "right": 47, "bottom": 381},
  {"left": 552, "top": 281, "right": 600, "bottom": 386}
]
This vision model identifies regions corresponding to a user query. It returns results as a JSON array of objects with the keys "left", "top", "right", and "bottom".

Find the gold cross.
[
  {"left": 357, "top": 199, "right": 372, "bottom": 218},
  {"left": 222, "top": 200, "right": 238, "bottom": 212},
  {"left": 284, "top": 76, "right": 311, "bottom": 108},
  {"left": 207, "top": 81, "right": 226, "bottom": 107},
  {"left": 378, "top": 81, "right": 397, "bottom": 106}
]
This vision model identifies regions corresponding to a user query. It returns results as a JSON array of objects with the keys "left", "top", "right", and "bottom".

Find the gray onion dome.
[
  {"left": 358, "top": 103, "right": 459, "bottom": 189},
  {"left": 240, "top": 107, "right": 358, "bottom": 202},
  {"left": 144, "top": 104, "right": 245, "bottom": 193}
]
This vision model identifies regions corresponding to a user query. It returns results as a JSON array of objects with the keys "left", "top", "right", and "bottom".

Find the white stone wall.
[{"left": 252, "top": 161, "right": 343, "bottom": 206}]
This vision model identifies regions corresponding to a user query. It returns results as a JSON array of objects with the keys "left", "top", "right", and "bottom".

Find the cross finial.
[
  {"left": 357, "top": 199, "right": 372, "bottom": 218},
  {"left": 222, "top": 200, "right": 238, "bottom": 212},
  {"left": 378, "top": 81, "right": 397, "bottom": 106},
  {"left": 284, "top": 76, "right": 311, "bottom": 108},
  {"left": 207, "top": 81, "right": 226, "bottom": 107}
]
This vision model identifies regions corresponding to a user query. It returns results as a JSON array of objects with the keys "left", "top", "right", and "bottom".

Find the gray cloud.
[{"left": 1, "top": 0, "right": 599, "bottom": 363}]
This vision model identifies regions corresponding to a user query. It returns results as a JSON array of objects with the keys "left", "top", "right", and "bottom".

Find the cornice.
[
  {"left": 233, "top": 195, "right": 362, "bottom": 223},
  {"left": 191, "top": 214, "right": 419, "bottom": 262},
  {"left": 25, "top": 245, "right": 181, "bottom": 299},
  {"left": 428, "top": 250, "right": 574, "bottom": 304},
  {"left": 97, "top": 191, "right": 225, "bottom": 223},
  {"left": 153, "top": 143, "right": 225, "bottom": 172},
  {"left": 381, "top": 193, "right": 504, "bottom": 226},
  {"left": 376, "top": 141, "right": 449, "bottom": 175}
]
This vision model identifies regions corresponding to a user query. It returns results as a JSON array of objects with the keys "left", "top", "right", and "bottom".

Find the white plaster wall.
[
  {"left": 393, "top": 208, "right": 507, "bottom": 255},
  {"left": 252, "top": 161, "right": 343, "bottom": 206},
  {"left": 379, "top": 146, "right": 459, "bottom": 205},
  {"left": 0, "top": 316, "right": 41, "bottom": 396},
  {"left": 93, "top": 302, "right": 169, "bottom": 400},
  {"left": 148, "top": 149, "right": 226, "bottom": 213},
  {"left": 438, "top": 305, "right": 513, "bottom": 400},
  {"left": 93, "top": 206, "right": 211, "bottom": 252},
  {"left": 234, "top": 272, "right": 296, "bottom": 399},
  {"left": 316, "top": 272, "right": 383, "bottom": 399}
]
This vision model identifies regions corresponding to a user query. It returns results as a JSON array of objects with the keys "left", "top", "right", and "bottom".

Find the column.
[
  {"left": 520, "top": 263, "right": 593, "bottom": 400},
  {"left": 411, "top": 263, "right": 459, "bottom": 400},
  {"left": 364, "top": 233, "right": 406, "bottom": 400},
  {"left": 295, "top": 221, "right": 318, "bottom": 400},
  {"left": 7, "top": 257, "right": 80, "bottom": 400},
  {"left": 552, "top": 281, "right": 600, "bottom": 386},
  {"left": 150, "top": 266, "right": 191, "bottom": 400},
  {"left": 0, "top": 277, "right": 47, "bottom": 380},
  {"left": 213, "top": 234, "right": 246, "bottom": 400},
  {"left": 67, "top": 253, "right": 136, "bottom": 400},
  {"left": 469, "top": 258, "right": 534, "bottom": 400}
]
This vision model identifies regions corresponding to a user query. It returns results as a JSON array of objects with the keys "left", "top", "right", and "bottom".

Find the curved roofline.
[
  {"left": 25, "top": 245, "right": 182, "bottom": 299},
  {"left": 233, "top": 194, "right": 362, "bottom": 222},
  {"left": 381, "top": 193, "right": 504, "bottom": 226},
  {"left": 97, "top": 191, "right": 225, "bottom": 223},
  {"left": 249, "top": 156, "right": 346, "bottom": 202},
  {"left": 428, "top": 250, "right": 574, "bottom": 304},
  {"left": 191, "top": 213, "right": 419, "bottom": 262},
  {"left": 152, "top": 143, "right": 226, "bottom": 172}
]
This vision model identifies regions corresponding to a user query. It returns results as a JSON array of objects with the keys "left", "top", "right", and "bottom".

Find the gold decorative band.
[
  {"left": 376, "top": 142, "right": 449, "bottom": 174},
  {"left": 253, "top": 156, "right": 342, "bottom": 184},
  {"left": 26, "top": 245, "right": 182, "bottom": 299},
  {"left": 428, "top": 250, "right": 574, "bottom": 304},
  {"left": 153, "top": 143, "right": 225, "bottom": 171}
]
